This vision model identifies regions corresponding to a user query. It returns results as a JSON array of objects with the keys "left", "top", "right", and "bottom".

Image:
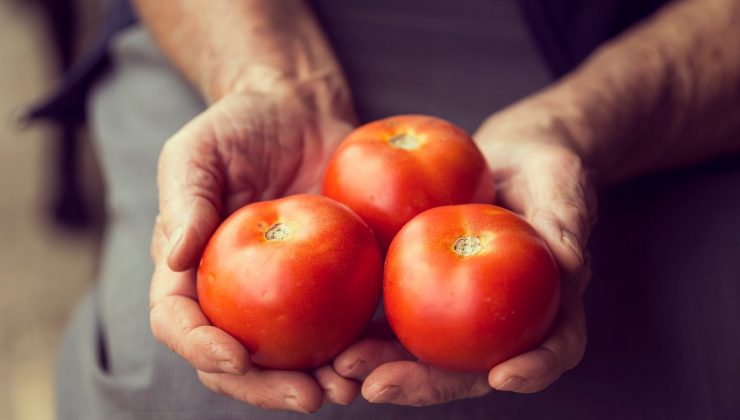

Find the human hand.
[
  {"left": 149, "top": 87, "right": 361, "bottom": 413},
  {"left": 333, "top": 100, "right": 597, "bottom": 406}
]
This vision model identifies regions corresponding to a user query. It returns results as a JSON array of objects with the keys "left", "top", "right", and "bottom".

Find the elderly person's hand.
[
  {"left": 139, "top": 0, "right": 740, "bottom": 411},
  {"left": 333, "top": 0, "right": 740, "bottom": 405},
  {"left": 134, "top": 0, "right": 366, "bottom": 412},
  {"left": 332, "top": 96, "right": 596, "bottom": 405},
  {"left": 148, "top": 86, "right": 359, "bottom": 413}
]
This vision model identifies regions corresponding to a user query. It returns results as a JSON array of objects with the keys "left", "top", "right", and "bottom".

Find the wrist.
[
  {"left": 546, "top": 53, "right": 669, "bottom": 185},
  {"left": 140, "top": 0, "right": 353, "bottom": 117},
  {"left": 203, "top": 52, "right": 349, "bottom": 101},
  {"left": 200, "top": 28, "right": 354, "bottom": 123},
  {"left": 520, "top": 58, "right": 649, "bottom": 186},
  {"left": 528, "top": 83, "right": 608, "bottom": 182},
  {"left": 218, "top": 74, "right": 355, "bottom": 131}
]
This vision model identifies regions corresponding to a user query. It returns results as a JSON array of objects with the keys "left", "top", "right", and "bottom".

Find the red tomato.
[
  {"left": 197, "top": 194, "right": 383, "bottom": 370},
  {"left": 384, "top": 204, "right": 560, "bottom": 372},
  {"left": 322, "top": 115, "right": 494, "bottom": 249}
]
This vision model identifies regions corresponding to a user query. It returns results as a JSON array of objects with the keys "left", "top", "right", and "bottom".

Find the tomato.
[
  {"left": 197, "top": 194, "right": 383, "bottom": 370},
  {"left": 322, "top": 115, "right": 494, "bottom": 249},
  {"left": 384, "top": 204, "right": 560, "bottom": 372}
]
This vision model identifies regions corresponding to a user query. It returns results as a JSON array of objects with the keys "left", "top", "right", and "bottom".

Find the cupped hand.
[
  {"left": 333, "top": 102, "right": 597, "bottom": 406},
  {"left": 148, "top": 87, "right": 359, "bottom": 413}
]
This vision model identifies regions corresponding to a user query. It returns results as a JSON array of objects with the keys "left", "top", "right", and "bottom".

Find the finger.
[
  {"left": 198, "top": 369, "right": 323, "bottom": 413},
  {"left": 521, "top": 152, "right": 595, "bottom": 277},
  {"left": 157, "top": 120, "right": 225, "bottom": 272},
  {"left": 362, "top": 361, "right": 491, "bottom": 406},
  {"left": 480, "top": 140, "right": 595, "bottom": 277},
  {"left": 567, "top": 254, "right": 593, "bottom": 298},
  {"left": 149, "top": 294, "right": 250, "bottom": 375},
  {"left": 333, "top": 338, "right": 415, "bottom": 381},
  {"left": 488, "top": 294, "right": 587, "bottom": 393},
  {"left": 150, "top": 227, "right": 249, "bottom": 374},
  {"left": 313, "top": 365, "right": 360, "bottom": 405}
]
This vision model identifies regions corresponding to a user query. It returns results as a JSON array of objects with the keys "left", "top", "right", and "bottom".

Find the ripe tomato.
[
  {"left": 197, "top": 194, "right": 383, "bottom": 370},
  {"left": 384, "top": 204, "right": 560, "bottom": 372},
  {"left": 322, "top": 115, "right": 494, "bottom": 249}
]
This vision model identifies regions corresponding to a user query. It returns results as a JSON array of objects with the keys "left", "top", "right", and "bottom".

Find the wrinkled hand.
[
  {"left": 333, "top": 102, "right": 597, "bottom": 406},
  {"left": 149, "top": 89, "right": 359, "bottom": 413}
]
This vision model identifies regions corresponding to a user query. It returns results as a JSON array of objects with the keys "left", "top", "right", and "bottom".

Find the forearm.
[
  {"left": 132, "top": 0, "right": 350, "bottom": 106},
  {"left": 544, "top": 0, "right": 740, "bottom": 183}
]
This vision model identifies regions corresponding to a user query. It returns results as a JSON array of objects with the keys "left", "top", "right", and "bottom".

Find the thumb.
[
  {"left": 157, "top": 128, "right": 224, "bottom": 272},
  {"left": 520, "top": 151, "right": 596, "bottom": 278}
]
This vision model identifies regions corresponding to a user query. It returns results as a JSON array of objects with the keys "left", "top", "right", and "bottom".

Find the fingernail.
[
  {"left": 166, "top": 226, "right": 184, "bottom": 259},
  {"left": 560, "top": 229, "right": 584, "bottom": 265},
  {"left": 284, "top": 396, "right": 312, "bottom": 413},
  {"left": 345, "top": 359, "right": 368, "bottom": 377},
  {"left": 323, "top": 387, "right": 339, "bottom": 404},
  {"left": 495, "top": 376, "right": 526, "bottom": 392},
  {"left": 366, "top": 384, "right": 401, "bottom": 403},
  {"left": 324, "top": 386, "right": 350, "bottom": 406},
  {"left": 217, "top": 360, "right": 244, "bottom": 375}
]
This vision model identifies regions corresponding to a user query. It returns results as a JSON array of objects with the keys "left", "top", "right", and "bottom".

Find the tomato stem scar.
[
  {"left": 453, "top": 236, "right": 482, "bottom": 256},
  {"left": 265, "top": 223, "right": 291, "bottom": 240},
  {"left": 389, "top": 133, "right": 420, "bottom": 150}
]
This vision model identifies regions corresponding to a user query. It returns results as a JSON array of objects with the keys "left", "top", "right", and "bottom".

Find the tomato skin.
[
  {"left": 322, "top": 115, "right": 494, "bottom": 249},
  {"left": 384, "top": 204, "right": 560, "bottom": 372},
  {"left": 197, "top": 194, "right": 383, "bottom": 370}
]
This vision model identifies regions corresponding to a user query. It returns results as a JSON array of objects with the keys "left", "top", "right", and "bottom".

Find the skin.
[
  {"left": 139, "top": 0, "right": 740, "bottom": 412},
  {"left": 139, "top": 0, "right": 358, "bottom": 412}
]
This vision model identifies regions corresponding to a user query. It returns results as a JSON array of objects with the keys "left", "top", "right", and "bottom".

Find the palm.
[
  {"left": 478, "top": 130, "right": 595, "bottom": 383},
  {"left": 168, "top": 92, "right": 353, "bottom": 217},
  {"left": 331, "top": 112, "right": 597, "bottom": 405},
  {"left": 150, "top": 91, "right": 359, "bottom": 412}
]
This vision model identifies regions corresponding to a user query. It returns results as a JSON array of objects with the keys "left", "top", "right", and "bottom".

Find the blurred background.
[{"left": 0, "top": 0, "right": 104, "bottom": 419}]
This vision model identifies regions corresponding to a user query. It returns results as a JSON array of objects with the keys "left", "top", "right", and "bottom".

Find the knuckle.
[
  {"left": 426, "top": 386, "right": 448, "bottom": 406},
  {"left": 420, "top": 383, "right": 460, "bottom": 406},
  {"left": 240, "top": 388, "right": 278, "bottom": 410},
  {"left": 560, "top": 201, "right": 588, "bottom": 231},
  {"left": 198, "top": 372, "right": 226, "bottom": 396},
  {"left": 149, "top": 298, "right": 197, "bottom": 363},
  {"left": 181, "top": 327, "right": 208, "bottom": 364},
  {"left": 542, "top": 346, "right": 563, "bottom": 373},
  {"left": 466, "top": 378, "right": 492, "bottom": 398},
  {"left": 322, "top": 384, "right": 339, "bottom": 402},
  {"left": 157, "top": 198, "right": 179, "bottom": 234},
  {"left": 187, "top": 326, "right": 223, "bottom": 362},
  {"left": 406, "top": 394, "right": 434, "bottom": 407},
  {"left": 436, "top": 380, "right": 476, "bottom": 405},
  {"left": 247, "top": 393, "right": 272, "bottom": 410},
  {"left": 561, "top": 324, "right": 587, "bottom": 370},
  {"left": 148, "top": 301, "right": 167, "bottom": 342},
  {"left": 529, "top": 207, "right": 557, "bottom": 226},
  {"left": 571, "top": 334, "right": 588, "bottom": 369}
]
